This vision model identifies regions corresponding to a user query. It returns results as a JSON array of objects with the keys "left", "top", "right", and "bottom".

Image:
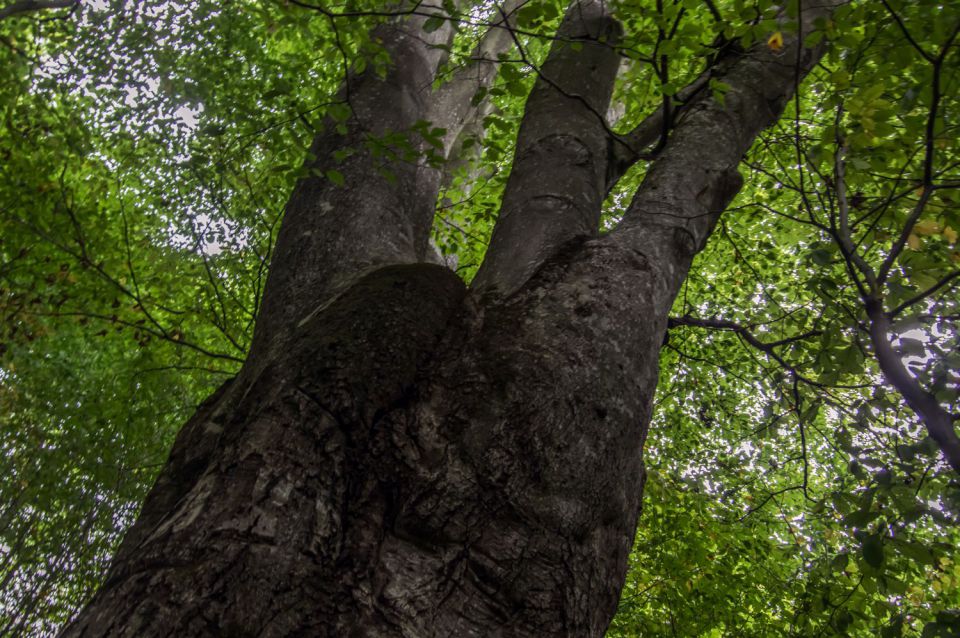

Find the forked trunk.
[
  {"left": 63, "top": 256, "right": 663, "bottom": 636},
  {"left": 63, "top": 1, "right": 842, "bottom": 635}
]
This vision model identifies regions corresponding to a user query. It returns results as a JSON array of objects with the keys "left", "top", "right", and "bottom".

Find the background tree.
[{"left": 1, "top": 0, "right": 958, "bottom": 636}]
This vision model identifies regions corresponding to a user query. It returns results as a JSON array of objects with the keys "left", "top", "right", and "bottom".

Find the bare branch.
[
  {"left": 889, "top": 270, "right": 960, "bottom": 318},
  {"left": 878, "top": 0, "right": 934, "bottom": 62},
  {"left": 830, "top": 135, "right": 879, "bottom": 298},
  {"left": 702, "top": 0, "right": 722, "bottom": 22},
  {"left": 668, "top": 315, "right": 822, "bottom": 359},
  {"left": 878, "top": 22, "right": 960, "bottom": 283}
]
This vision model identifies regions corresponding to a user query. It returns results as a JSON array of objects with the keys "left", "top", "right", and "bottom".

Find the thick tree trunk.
[
  {"left": 64, "top": 256, "right": 656, "bottom": 636},
  {"left": 64, "top": 2, "right": 843, "bottom": 636}
]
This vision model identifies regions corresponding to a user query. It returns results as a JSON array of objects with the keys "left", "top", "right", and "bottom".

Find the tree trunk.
[{"left": 63, "top": 2, "right": 843, "bottom": 636}]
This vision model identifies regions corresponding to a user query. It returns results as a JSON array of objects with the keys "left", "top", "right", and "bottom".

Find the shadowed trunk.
[{"left": 63, "top": 1, "right": 843, "bottom": 636}]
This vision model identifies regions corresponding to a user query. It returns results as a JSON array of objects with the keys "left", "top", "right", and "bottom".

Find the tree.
[{"left": 1, "top": 0, "right": 958, "bottom": 636}]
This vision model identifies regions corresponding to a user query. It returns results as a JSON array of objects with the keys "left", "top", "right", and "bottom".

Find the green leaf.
[
  {"left": 423, "top": 15, "right": 445, "bottom": 33},
  {"left": 862, "top": 535, "right": 884, "bottom": 569},
  {"left": 810, "top": 247, "right": 834, "bottom": 266},
  {"left": 895, "top": 540, "right": 935, "bottom": 565},
  {"left": 328, "top": 102, "right": 352, "bottom": 122}
]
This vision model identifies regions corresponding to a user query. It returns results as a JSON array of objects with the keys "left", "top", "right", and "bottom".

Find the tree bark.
[
  {"left": 64, "top": 2, "right": 844, "bottom": 636},
  {"left": 472, "top": 0, "right": 622, "bottom": 296},
  {"left": 247, "top": 6, "right": 460, "bottom": 360}
]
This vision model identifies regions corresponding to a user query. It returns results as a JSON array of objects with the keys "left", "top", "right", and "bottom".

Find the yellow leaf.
[
  {"left": 944, "top": 225, "right": 958, "bottom": 244},
  {"left": 913, "top": 219, "right": 941, "bottom": 236},
  {"left": 768, "top": 31, "right": 784, "bottom": 52},
  {"left": 907, "top": 234, "right": 921, "bottom": 250}
]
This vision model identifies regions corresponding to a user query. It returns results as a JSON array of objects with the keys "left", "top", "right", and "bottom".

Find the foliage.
[{"left": 1, "top": 0, "right": 958, "bottom": 635}]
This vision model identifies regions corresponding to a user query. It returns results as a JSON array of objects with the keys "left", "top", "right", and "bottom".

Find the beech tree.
[{"left": 2, "top": 0, "right": 959, "bottom": 636}]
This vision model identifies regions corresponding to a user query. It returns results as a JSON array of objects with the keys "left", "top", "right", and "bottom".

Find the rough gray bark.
[
  {"left": 472, "top": 0, "right": 622, "bottom": 296},
  {"left": 248, "top": 6, "right": 461, "bottom": 359},
  {"left": 64, "top": 2, "right": 844, "bottom": 636}
]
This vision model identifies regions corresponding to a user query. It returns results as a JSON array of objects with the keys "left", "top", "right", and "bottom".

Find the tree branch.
[
  {"left": 0, "top": 0, "right": 75, "bottom": 21},
  {"left": 878, "top": 0, "right": 934, "bottom": 62},
  {"left": 830, "top": 135, "right": 879, "bottom": 298},
  {"left": 607, "top": 69, "right": 712, "bottom": 190},
  {"left": 612, "top": 0, "right": 848, "bottom": 279},
  {"left": 877, "top": 23, "right": 959, "bottom": 284},
  {"left": 889, "top": 270, "right": 960, "bottom": 317},
  {"left": 427, "top": 0, "right": 526, "bottom": 156},
  {"left": 865, "top": 299, "right": 960, "bottom": 474},
  {"left": 247, "top": 2, "right": 462, "bottom": 358},
  {"left": 471, "top": 0, "right": 623, "bottom": 295},
  {"left": 668, "top": 315, "right": 821, "bottom": 361}
]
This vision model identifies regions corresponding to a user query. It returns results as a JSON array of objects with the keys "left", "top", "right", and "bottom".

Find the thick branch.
[
  {"left": 471, "top": 0, "right": 623, "bottom": 296},
  {"left": 865, "top": 299, "right": 960, "bottom": 473},
  {"left": 611, "top": 0, "right": 846, "bottom": 286},
  {"left": 607, "top": 70, "right": 712, "bottom": 190},
  {"left": 248, "top": 8, "right": 460, "bottom": 359},
  {"left": 427, "top": 0, "right": 526, "bottom": 157}
]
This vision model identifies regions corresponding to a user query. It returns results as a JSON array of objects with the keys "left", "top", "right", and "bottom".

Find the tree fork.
[{"left": 64, "top": 2, "right": 847, "bottom": 636}]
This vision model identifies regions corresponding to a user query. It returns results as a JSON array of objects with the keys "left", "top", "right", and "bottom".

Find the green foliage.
[
  {"left": 608, "top": 1, "right": 960, "bottom": 635},
  {"left": 1, "top": 0, "right": 958, "bottom": 635}
]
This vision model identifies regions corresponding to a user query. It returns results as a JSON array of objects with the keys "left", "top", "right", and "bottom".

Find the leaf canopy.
[{"left": 1, "top": 1, "right": 958, "bottom": 635}]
